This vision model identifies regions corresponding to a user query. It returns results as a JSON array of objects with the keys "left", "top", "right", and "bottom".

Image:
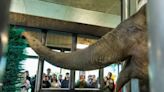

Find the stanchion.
[{"left": 148, "top": 0, "right": 164, "bottom": 92}]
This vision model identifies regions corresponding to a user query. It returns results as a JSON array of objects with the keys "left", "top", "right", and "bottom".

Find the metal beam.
[
  {"left": 99, "top": 68, "right": 104, "bottom": 90},
  {"left": 9, "top": 12, "right": 113, "bottom": 37},
  {"left": 10, "top": 0, "right": 120, "bottom": 28},
  {"left": 121, "top": 0, "right": 130, "bottom": 20},
  {"left": 148, "top": 0, "right": 164, "bottom": 92}
]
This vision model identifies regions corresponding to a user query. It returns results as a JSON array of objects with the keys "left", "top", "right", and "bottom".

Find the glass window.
[
  {"left": 21, "top": 58, "right": 39, "bottom": 92},
  {"left": 22, "top": 47, "right": 39, "bottom": 77},
  {"left": 42, "top": 49, "right": 70, "bottom": 89},
  {"left": 103, "top": 64, "right": 122, "bottom": 83},
  {"left": 24, "top": 47, "right": 38, "bottom": 56},
  {"left": 64, "top": 51, "right": 71, "bottom": 53},
  {"left": 43, "top": 61, "right": 70, "bottom": 78},
  {"left": 21, "top": 58, "right": 39, "bottom": 77},
  {"left": 75, "top": 70, "right": 99, "bottom": 88},
  {"left": 76, "top": 35, "right": 98, "bottom": 50}
]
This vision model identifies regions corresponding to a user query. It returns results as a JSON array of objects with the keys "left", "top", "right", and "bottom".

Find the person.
[
  {"left": 103, "top": 72, "right": 115, "bottom": 92},
  {"left": 46, "top": 68, "right": 52, "bottom": 81},
  {"left": 51, "top": 74, "right": 61, "bottom": 88},
  {"left": 87, "top": 75, "right": 98, "bottom": 88},
  {"left": 92, "top": 75, "right": 98, "bottom": 88},
  {"left": 21, "top": 71, "right": 31, "bottom": 92},
  {"left": 58, "top": 74, "right": 63, "bottom": 83},
  {"left": 31, "top": 75, "right": 36, "bottom": 92},
  {"left": 25, "top": 71, "right": 31, "bottom": 83},
  {"left": 42, "top": 75, "right": 51, "bottom": 88},
  {"left": 61, "top": 72, "right": 70, "bottom": 88},
  {"left": 75, "top": 75, "right": 88, "bottom": 88},
  {"left": 87, "top": 75, "right": 93, "bottom": 88}
]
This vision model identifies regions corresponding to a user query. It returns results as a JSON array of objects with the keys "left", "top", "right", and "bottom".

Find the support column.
[
  {"left": 129, "top": 0, "right": 137, "bottom": 16},
  {"left": 35, "top": 30, "right": 47, "bottom": 92},
  {"left": 99, "top": 68, "right": 104, "bottom": 89},
  {"left": 148, "top": 0, "right": 164, "bottom": 92},
  {"left": 121, "top": 0, "right": 130, "bottom": 21},
  {"left": 0, "top": 31, "right": 8, "bottom": 92},
  {"left": 70, "top": 34, "right": 77, "bottom": 90},
  {"left": 60, "top": 49, "right": 65, "bottom": 75},
  {"left": 0, "top": 0, "right": 11, "bottom": 91}
]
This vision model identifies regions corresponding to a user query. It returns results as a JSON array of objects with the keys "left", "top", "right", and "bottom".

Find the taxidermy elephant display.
[{"left": 22, "top": 4, "right": 149, "bottom": 92}]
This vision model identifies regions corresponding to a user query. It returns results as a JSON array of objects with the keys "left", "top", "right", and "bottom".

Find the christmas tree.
[{"left": 2, "top": 26, "right": 27, "bottom": 92}]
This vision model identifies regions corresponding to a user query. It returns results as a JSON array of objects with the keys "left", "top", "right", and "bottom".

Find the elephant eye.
[{"left": 127, "top": 26, "right": 142, "bottom": 32}]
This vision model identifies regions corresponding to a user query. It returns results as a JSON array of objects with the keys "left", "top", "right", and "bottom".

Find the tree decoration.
[{"left": 2, "top": 26, "right": 27, "bottom": 92}]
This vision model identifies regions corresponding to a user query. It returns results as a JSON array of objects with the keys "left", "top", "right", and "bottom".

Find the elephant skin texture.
[{"left": 22, "top": 5, "right": 149, "bottom": 92}]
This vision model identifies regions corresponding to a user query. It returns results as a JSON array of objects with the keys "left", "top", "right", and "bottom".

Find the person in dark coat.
[
  {"left": 42, "top": 75, "right": 51, "bottom": 88},
  {"left": 61, "top": 73, "right": 70, "bottom": 88}
]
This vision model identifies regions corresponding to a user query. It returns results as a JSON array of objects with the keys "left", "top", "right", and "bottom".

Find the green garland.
[{"left": 2, "top": 26, "right": 27, "bottom": 92}]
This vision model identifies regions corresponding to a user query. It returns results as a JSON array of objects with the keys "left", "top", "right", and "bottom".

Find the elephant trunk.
[{"left": 22, "top": 30, "right": 126, "bottom": 70}]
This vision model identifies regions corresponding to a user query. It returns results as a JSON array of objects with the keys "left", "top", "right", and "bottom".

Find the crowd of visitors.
[
  {"left": 42, "top": 68, "right": 99, "bottom": 88},
  {"left": 21, "top": 68, "right": 116, "bottom": 92},
  {"left": 42, "top": 68, "right": 70, "bottom": 88}
]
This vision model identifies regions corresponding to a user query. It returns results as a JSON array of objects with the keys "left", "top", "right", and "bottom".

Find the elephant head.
[{"left": 22, "top": 4, "right": 148, "bottom": 92}]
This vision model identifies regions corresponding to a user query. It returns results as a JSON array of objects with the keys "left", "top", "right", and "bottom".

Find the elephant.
[{"left": 22, "top": 4, "right": 149, "bottom": 92}]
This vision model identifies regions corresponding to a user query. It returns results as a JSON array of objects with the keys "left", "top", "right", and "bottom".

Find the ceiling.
[
  {"left": 40, "top": 0, "right": 121, "bottom": 15},
  {"left": 9, "top": 0, "right": 120, "bottom": 49}
]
